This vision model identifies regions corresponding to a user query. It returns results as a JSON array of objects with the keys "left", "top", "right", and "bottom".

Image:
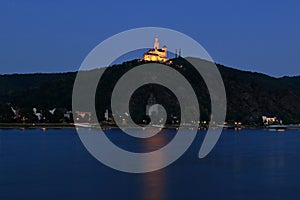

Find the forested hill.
[{"left": 0, "top": 58, "right": 299, "bottom": 124}]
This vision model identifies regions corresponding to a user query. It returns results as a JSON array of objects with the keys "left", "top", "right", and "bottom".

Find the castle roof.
[{"left": 145, "top": 52, "right": 159, "bottom": 56}]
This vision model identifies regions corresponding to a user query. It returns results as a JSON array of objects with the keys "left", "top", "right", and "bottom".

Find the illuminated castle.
[{"left": 142, "top": 38, "right": 171, "bottom": 63}]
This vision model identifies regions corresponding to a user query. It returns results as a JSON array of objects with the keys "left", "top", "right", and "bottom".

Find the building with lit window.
[{"left": 262, "top": 115, "right": 282, "bottom": 125}]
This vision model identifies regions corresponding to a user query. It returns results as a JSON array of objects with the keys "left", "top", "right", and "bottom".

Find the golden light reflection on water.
[{"left": 140, "top": 133, "right": 167, "bottom": 200}]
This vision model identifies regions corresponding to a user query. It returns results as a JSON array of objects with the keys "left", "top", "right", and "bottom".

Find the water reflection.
[{"left": 140, "top": 134, "right": 167, "bottom": 200}]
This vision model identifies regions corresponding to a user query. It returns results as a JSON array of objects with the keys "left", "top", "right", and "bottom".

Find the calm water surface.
[{"left": 1, "top": 128, "right": 300, "bottom": 200}]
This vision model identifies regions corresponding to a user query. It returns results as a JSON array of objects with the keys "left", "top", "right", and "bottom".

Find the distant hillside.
[
  {"left": 0, "top": 58, "right": 299, "bottom": 124},
  {"left": 0, "top": 72, "right": 75, "bottom": 103},
  {"left": 217, "top": 64, "right": 300, "bottom": 124}
]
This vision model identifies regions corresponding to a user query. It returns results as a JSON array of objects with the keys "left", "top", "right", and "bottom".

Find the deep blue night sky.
[{"left": 0, "top": 0, "right": 299, "bottom": 77}]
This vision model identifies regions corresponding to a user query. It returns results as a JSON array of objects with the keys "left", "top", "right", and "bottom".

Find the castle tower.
[
  {"left": 162, "top": 45, "right": 167, "bottom": 58},
  {"left": 146, "top": 93, "right": 158, "bottom": 116},
  {"left": 154, "top": 37, "right": 159, "bottom": 49},
  {"left": 147, "top": 93, "right": 156, "bottom": 105}
]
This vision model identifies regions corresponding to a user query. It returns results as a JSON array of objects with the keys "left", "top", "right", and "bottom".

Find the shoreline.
[
  {"left": 0, "top": 123, "right": 75, "bottom": 129},
  {"left": 1, "top": 123, "right": 299, "bottom": 130}
]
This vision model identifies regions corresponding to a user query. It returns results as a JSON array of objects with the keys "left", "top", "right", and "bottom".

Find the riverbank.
[
  {"left": 0, "top": 123, "right": 75, "bottom": 129},
  {"left": 1, "top": 123, "right": 299, "bottom": 130}
]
